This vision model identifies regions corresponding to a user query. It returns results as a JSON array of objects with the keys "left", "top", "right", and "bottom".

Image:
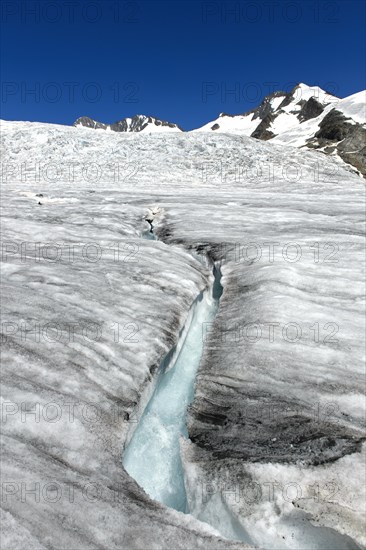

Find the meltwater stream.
[{"left": 123, "top": 254, "right": 223, "bottom": 513}]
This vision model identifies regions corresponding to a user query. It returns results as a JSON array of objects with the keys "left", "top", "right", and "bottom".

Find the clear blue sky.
[{"left": 1, "top": 0, "right": 365, "bottom": 130}]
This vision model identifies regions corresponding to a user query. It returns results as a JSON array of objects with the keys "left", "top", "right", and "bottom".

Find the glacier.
[{"left": 1, "top": 118, "right": 365, "bottom": 549}]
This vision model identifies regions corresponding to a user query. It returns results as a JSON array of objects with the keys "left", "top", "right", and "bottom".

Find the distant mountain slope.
[
  {"left": 272, "top": 90, "right": 366, "bottom": 177},
  {"left": 194, "top": 83, "right": 366, "bottom": 176},
  {"left": 74, "top": 114, "right": 183, "bottom": 133},
  {"left": 193, "top": 83, "right": 337, "bottom": 137}
]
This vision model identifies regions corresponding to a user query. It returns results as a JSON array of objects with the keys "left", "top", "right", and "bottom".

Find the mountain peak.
[{"left": 194, "top": 82, "right": 340, "bottom": 136}]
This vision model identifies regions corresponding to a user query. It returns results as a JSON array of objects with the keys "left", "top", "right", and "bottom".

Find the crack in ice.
[{"left": 122, "top": 222, "right": 223, "bottom": 513}]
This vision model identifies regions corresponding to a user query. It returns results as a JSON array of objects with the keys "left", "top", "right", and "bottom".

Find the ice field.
[{"left": 1, "top": 120, "right": 365, "bottom": 549}]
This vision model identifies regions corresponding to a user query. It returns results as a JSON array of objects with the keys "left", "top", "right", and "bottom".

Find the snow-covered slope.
[
  {"left": 331, "top": 89, "right": 366, "bottom": 124},
  {"left": 273, "top": 90, "right": 366, "bottom": 146},
  {"left": 74, "top": 114, "right": 183, "bottom": 133},
  {"left": 1, "top": 119, "right": 365, "bottom": 550}
]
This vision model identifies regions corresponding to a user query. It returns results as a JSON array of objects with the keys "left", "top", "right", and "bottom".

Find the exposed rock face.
[
  {"left": 250, "top": 113, "right": 276, "bottom": 140},
  {"left": 314, "top": 109, "right": 353, "bottom": 141},
  {"left": 74, "top": 114, "right": 183, "bottom": 132},
  {"left": 249, "top": 90, "right": 287, "bottom": 120},
  {"left": 308, "top": 109, "right": 366, "bottom": 176},
  {"left": 298, "top": 96, "right": 325, "bottom": 122},
  {"left": 337, "top": 125, "right": 366, "bottom": 177}
]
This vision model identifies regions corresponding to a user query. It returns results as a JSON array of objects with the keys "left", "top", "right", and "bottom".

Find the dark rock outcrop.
[
  {"left": 249, "top": 90, "right": 287, "bottom": 120},
  {"left": 307, "top": 109, "right": 366, "bottom": 176},
  {"left": 250, "top": 113, "right": 276, "bottom": 140},
  {"left": 298, "top": 96, "right": 325, "bottom": 122},
  {"left": 315, "top": 109, "right": 353, "bottom": 141},
  {"left": 337, "top": 125, "right": 366, "bottom": 177}
]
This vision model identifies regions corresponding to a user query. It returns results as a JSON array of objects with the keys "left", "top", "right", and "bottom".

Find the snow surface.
[
  {"left": 334, "top": 91, "right": 366, "bottom": 124},
  {"left": 1, "top": 119, "right": 365, "bottom": 549},
  {"left": 193, "top": 112, "right": 260, "bottom": 134}
]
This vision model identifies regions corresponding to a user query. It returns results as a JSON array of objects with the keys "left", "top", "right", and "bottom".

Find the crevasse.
[{"left": 122, "top": 237, "right": 223, "bottom": 512}]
